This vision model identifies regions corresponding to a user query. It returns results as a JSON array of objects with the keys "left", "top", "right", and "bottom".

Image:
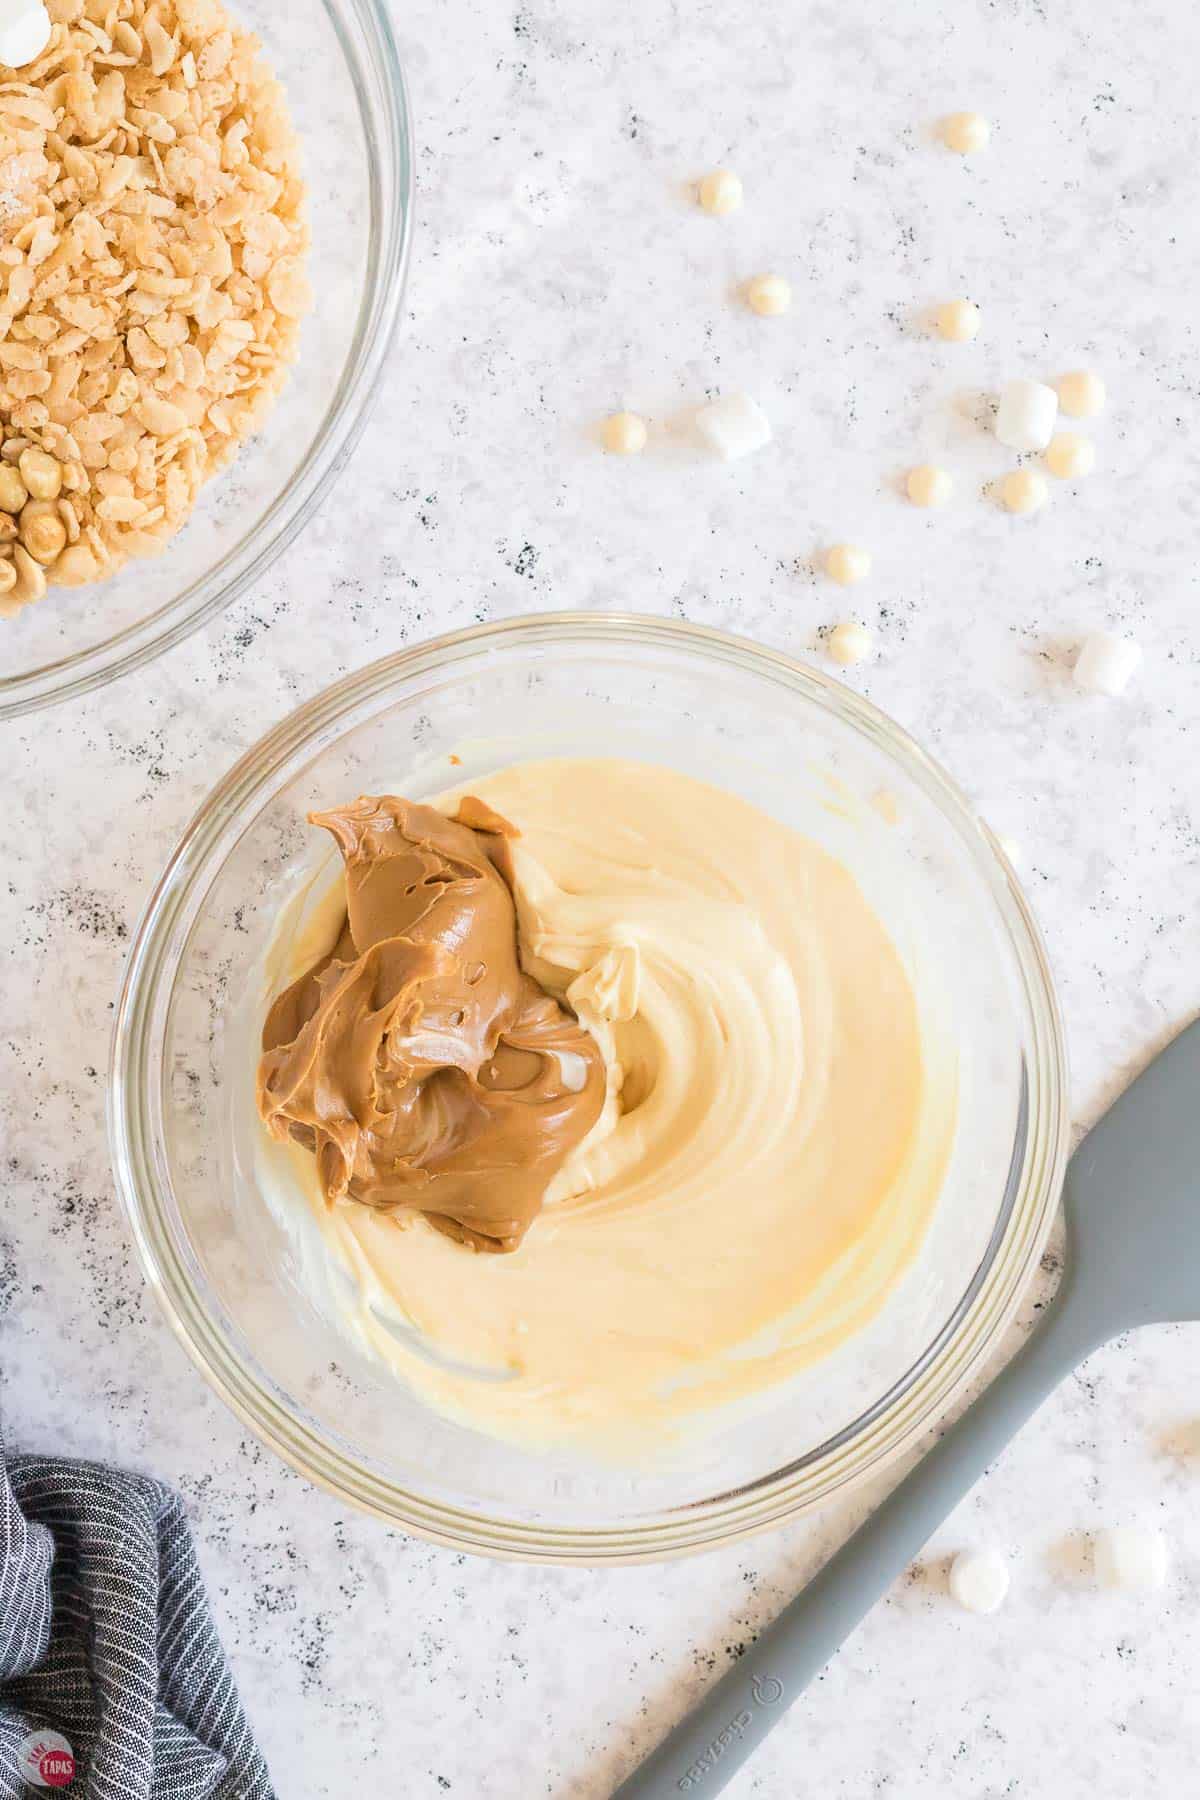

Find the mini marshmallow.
[
  {"left": 949, "top": 1549, "right": 1009, "bottom": 1615},
  {"left": 827, "top": 621, "right": 873, "bottom": 665},
  {"left": 995, "top": 379, "right": 1058, "bottom": 452},
  {"left": 1073, "top": 631, "right": 1142, "bottom": 696},
  {"left": 1093, "top": 1527, "right": 1168, "bottom": 1591},
  {"left": 0, "top": 0, "right": 51, "bottom": 66},
  {"left": 695, "top": 393, "right": 772, "bottom": 461}
]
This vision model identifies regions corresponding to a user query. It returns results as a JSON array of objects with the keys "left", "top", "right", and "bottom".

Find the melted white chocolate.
[{"left": 259, "top": 759, "right": 957, "bottom": 1453}]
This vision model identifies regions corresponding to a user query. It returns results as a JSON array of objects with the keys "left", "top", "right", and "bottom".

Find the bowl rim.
[
  {"left": 0, "top": 0, "right": 414, "bottom": 722},
  {"left": 109, "top": 612, "right": 1070, "bottom": 1563}
]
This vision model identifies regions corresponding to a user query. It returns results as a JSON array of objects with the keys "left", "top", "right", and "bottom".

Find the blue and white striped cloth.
[{"left": 0, "top": 1430, "right": 273, "bottom": 1798}]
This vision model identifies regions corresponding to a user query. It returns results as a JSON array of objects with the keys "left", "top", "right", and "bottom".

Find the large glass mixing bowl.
[
  {"left": 110, "top": 615, "right": 1068, "bottom": 1562},
  {"left": 0, "top": 0, "right": 410, "bottom": 720}
]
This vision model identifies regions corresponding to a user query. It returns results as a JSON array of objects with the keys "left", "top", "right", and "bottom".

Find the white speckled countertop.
[{"left": 4, "top": 0, "right": 1200, "bottom": 1793}]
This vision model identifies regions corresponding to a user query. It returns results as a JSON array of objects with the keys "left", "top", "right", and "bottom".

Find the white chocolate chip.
[
  {"left": 1001, "top": 468, "right": 1048, "bottom": 515},
  {"left": 1046, "top": 432, "right": 1095, "bottom": 480},
  {"left": 1093, "top": 1527, "right": 1167, "bottom": 1591},
  {"left": 602, "top": 412, "right": 647, "bottom": 455},
  {"left": 828, "top": 622, "right": 873, "bottom": 666},
  {"left": 906, "top": 464, "right": 953, "bottom": 508},
  {"left": 1073, "top": 631, "right": 1142, "bottom": 696},
  {"left": 0, "top": 0, "right": 52, "bottom": 68},
  {"left": 824, "top": 543, "right": 871, "bottom": 586},
  {"left": 745, "top": 273, "right": 791, "bottom": 316},
  {"left": 942, "top": 111, "right": 990, "bottom": 154},
  {"left": 1057, "top": 369, "right": 1106, "bottom": 418},
  {"left": 698, "top": 169, "right": 743, "bottom": 216},
  {"left": 694, "top": 393, "right": 771, "bottom": 461},
  {"left": 949, "top": 1549, "right": 1009, "bottom": 1614},
  {"left": 935, "top": 299, "right": 981, "bottom": 342},
  {"left": 996, "top": 379, "right": 1059, "bottom": 452}
]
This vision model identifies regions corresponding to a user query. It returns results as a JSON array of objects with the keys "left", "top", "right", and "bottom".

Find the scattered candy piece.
[
  {"left": 1046, "top": 432, "right": 1095, "bottom": 480},
  {"left": 602, "top": 411, "right": 647, "bottom": 455},
  {"left": 1073, "top": 631, "right": 1142, "bottom": 696},
  {"left": 935, "top": 299, "right": 981, "bottom": 342},
  {"left": 941, "top": 111, "right": 990, "bottom": 154},
  {"left": 698, "top": 169, "right": 743, "bottom": 215},
  {"left": 949, "top": 1549, "right": 1010, "bottom": 1614},
  {"left": 996, "top": 379, "right": 1058, "bottom": 452},
  {"left": 828, "top": 622, "right": 874, "bottom": 666},
  {"left": 824, "top": 543, "right": 871, "bottom": 586},
  {"left": 907, "top": 464, "right": 953, "bottom": 508},
  {"left": 1001, "top": 468, "right": 1048, "bottom": 515},
  {"left": 1093, "top": 1527, "right": 1168, "bottom": 1591},
  {"left": 0, "top": 0, "right": 51, "bottom": 67},
  {"left": 695, "top": 392, "right": 772, "bottom": 461},
  {"left": 745, "top": 273, "right": 791, "bottom": 316},
  {"left": 1057, "top": 369, "right": 1106, "bottom": 418}
]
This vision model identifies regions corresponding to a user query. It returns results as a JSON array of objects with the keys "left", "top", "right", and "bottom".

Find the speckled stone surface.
[{"left": 4, "top": 0, "right": 1200, "bottom": 1793}]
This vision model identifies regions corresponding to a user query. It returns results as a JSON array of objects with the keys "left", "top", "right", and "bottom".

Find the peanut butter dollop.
[{"left": 256, "top": 795, "right": 605, "bottom": 1252}]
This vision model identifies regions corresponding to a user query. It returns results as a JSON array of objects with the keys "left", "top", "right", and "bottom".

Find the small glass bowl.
[
  {"left": 0, "top": 0, "right": 411, "bottom": 720},
  {"left": 110, "top": 615, "right": 1068, "bottom": 1563}
]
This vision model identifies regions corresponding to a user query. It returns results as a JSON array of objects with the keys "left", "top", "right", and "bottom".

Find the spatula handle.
[{"left": 613, "top": 1292, "right": 1100, "bottom": 1800}]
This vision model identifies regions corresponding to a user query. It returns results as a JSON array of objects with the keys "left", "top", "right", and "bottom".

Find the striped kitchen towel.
[{"left": 0, "top": 1432, "right": 274, "bottom": 1799}]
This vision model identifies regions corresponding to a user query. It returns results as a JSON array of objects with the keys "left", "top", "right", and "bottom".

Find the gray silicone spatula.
[{"left": 613, "top": 1016, "right": 1200, "bottom": 1800}]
